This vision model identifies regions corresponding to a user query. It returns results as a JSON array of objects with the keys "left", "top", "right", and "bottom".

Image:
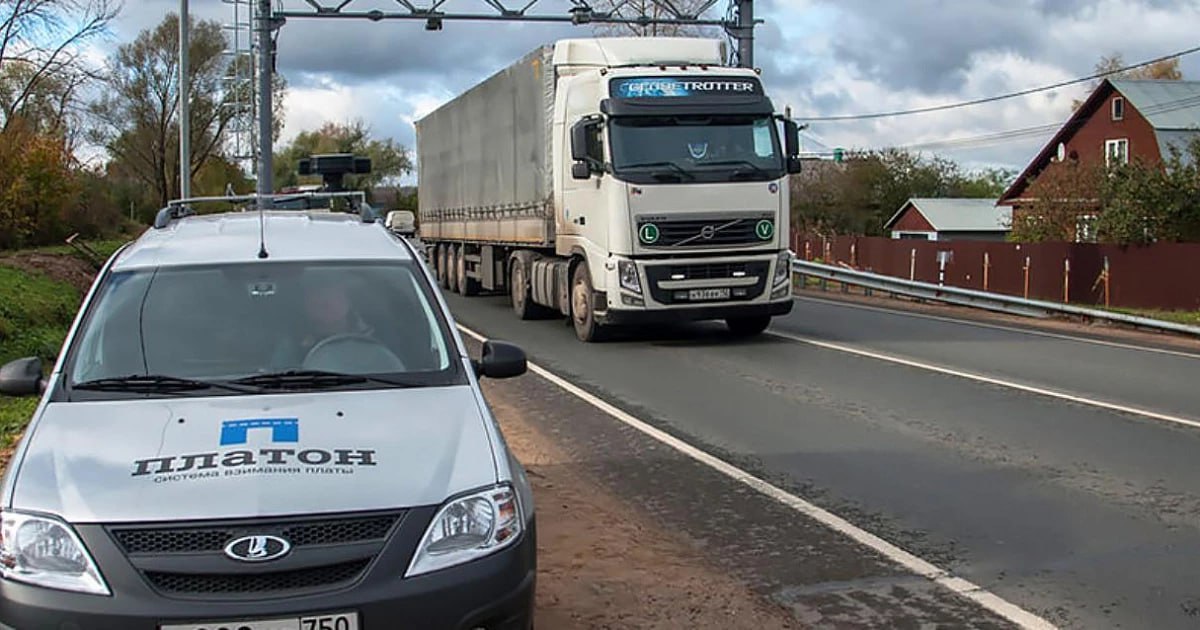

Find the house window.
[
  {"left": 1112, "top": 97, "right": 1124, "bottom": 121},
  {"left": 1105, "top": 138, "right": 1128, "bottom": 166}
]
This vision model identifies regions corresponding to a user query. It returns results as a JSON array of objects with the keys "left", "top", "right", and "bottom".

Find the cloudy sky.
[{"left": 103, "top": 0, "right": 1200, "bottom": 178}]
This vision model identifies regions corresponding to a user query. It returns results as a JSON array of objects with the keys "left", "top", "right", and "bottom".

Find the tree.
[
  {"left": 791, "top": 149, "right": 1014, "bottom": 236},
  {"left": 1008, "top": 160, "right": 1102, "bottom": 242},
  {"left": 0, "top": 0, "right": 115, "bottom": 132},
  {"left": 1072, "top": 53, "right": 1183, "bottom": 109},
  {"left": 591, "top": 0, "right": 718, "bottom": 37},
  {"left": 88, "top": 13, "right": 286, "bottom": 207},
  {"left": 273, "top": 120, "right": 412, "bottom": 194},
  {"left": 1097, "top": 139, "right": 1200, "bottom": 245},
  {"left": 0, "top": 119, "right": 78, "bottom": 248}
]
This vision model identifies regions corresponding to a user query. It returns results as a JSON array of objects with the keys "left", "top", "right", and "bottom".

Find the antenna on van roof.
[{"left": 256, "top": 196, "right": 269, "bottom": 259}]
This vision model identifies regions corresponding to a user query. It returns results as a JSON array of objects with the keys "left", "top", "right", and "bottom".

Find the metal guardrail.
[{"left": 792, "top": 259, "right": 1200, "bottom": 338}]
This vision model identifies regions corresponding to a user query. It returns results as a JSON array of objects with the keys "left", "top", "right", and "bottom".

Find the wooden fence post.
[{"left": 1023, "top": 256, "right": 1031, "bottom": 300}]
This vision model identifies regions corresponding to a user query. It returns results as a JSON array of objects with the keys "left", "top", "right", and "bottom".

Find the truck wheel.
[
  {"left": 510, "top": 256, "right": 537, "bottom": 319},
  {"left": 726, "top": 315, "right": 771, "bottom": 337},
  {"left": 457, "top": 245, "right": 479, "bottom": 296},
  {"left": 571, "top": 262, "right": 605, "bottom": 343}
]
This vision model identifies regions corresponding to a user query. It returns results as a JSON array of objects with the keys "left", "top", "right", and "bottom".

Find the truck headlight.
[
  {"left": 0, "top": 511, "right": 109, "bottom": 595},
  {"left": 773, "top": 251, "right": 792, "bottom": 286},
  {"left": 618, "top": 260, "right": 642, "bottom": 294},
  {"left": 406, "top": 485, "right": 522, "bottom": 577}
]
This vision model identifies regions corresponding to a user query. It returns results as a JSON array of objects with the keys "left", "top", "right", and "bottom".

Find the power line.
[
  {"left": 803, "top": 43, "right": 1200, "bottom": 122},
  {"left": 810, "top": 91, "right": 1200, "bottom": 155},
  {"left": 895, "top": 93, "right": 1200, "bottom": 152}
]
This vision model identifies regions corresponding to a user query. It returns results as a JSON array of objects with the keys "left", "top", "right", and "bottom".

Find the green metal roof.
[{"left": 1110, "top": 80, "right": 1200, "bottom": 130}]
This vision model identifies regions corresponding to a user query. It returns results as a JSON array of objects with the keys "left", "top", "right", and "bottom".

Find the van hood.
[{"left": 10, "top": 386, "right": 498, "bottom": 523}]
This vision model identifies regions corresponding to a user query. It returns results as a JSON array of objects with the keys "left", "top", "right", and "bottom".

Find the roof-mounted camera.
[{"left": 297, "top": 153, "right": 372, "bottom": 192}]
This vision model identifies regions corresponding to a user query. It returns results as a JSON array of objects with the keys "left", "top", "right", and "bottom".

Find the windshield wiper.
[
  {"left": 621, "top": 161, "right": 695, "bottom": 181},
  {"left": 699, "top": 159, "right": 772, "bottom": 179},
  {"left": 230, "top": 369, "right": 421, "bottom": 390},
  {"left": 74, "top": 375, "right": 258, "bottom": 394}
]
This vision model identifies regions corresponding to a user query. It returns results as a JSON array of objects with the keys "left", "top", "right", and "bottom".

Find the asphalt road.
[{"left": 447, "top": 292, "right": 1200, "bottom": 629}]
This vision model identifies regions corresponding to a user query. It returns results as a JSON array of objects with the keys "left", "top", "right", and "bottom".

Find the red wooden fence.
[{"left": 793, "top": 234, "right": 1200, "bottom": 311}]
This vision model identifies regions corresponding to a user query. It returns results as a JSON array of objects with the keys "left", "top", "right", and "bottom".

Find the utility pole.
[
  {"left": 179, "top": 0, "right": 191, "bottom": 200},
  {"left": 736, "top": 0, "right": 753, "bottom": 68},
  {"left": 255, "top": 0, "right": 274, "bottom": 209}
]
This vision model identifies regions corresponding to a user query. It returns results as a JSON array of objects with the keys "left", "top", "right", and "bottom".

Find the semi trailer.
[{"left": 417, "top": 37, "right": 800, "bottom": 341}]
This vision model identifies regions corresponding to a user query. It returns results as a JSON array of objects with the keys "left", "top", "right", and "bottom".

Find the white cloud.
[{"left": 97, "top": 0, "right": 1200, "bottom": 179}]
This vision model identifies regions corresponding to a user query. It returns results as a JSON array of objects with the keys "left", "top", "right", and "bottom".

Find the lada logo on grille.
[{"left": 224, "top": 535, "right": 291, "bottom": 562}]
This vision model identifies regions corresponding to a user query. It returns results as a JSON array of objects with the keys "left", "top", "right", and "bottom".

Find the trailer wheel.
[
  {"left": 510, "top": 256, "right": 537, "bottom": 319},
  {"left": 457, "top": 245, "right": 479, "bottom": 296},
  {"left": 726, "top": 315, "right": 771, "bottom": 337},
  {"left": 571, "top": 262, "right": 605, "bottom": 342},
  {"left": 446, "top": 244, "right": 460, "bottom": 293},
  {"left": 437, "top": 245, "right": 450, "bottom": 290}
]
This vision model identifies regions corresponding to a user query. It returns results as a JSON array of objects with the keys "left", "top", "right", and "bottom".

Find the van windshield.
[{"left": 66, "top": 261, "right": 459, "bottom": 393}]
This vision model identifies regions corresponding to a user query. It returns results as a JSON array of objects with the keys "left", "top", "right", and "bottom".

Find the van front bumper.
[{"left": 0, "top": 514, "right": 536, "bottom": 630}]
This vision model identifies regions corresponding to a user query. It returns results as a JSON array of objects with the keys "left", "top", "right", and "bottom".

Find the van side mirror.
[
  {"left": 0, "top": 357, "right": 44, "bottom": 397},
  {"left": 473, "top": 340, "right": 527, "bottom": 379}
]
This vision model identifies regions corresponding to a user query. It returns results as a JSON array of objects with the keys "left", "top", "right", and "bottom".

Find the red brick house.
[{"left": 998, "top": 79, "right": 1200, "bottom": 240}]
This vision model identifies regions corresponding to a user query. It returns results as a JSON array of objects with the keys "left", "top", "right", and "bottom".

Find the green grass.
[
  {"left": 25, "top": 237, "right": 130, "bottom": 263},
  {"left": 0, "top": 265, "right": 80, "bottom": 365},
  {"left": 0, "top": 397, "right": 36, "bottom": 452},
  {"left": 1107, "top": 308, "right": 1200, "bottom": 327},
  {"left": 0, "top": 262, "right": 82, "bottom": 455}
]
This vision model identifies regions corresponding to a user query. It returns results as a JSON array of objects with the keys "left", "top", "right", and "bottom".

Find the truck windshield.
[
  {"left": 610, "top": 115, "right": 783, "bottom": 183},
  {"left": 65, "top": 261, "right": 460, "bottom": 396}
]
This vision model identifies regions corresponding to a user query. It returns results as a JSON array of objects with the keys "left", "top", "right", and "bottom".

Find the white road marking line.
[
  {"left": 769, "top": 330, "right": 1200, "bottom": 431},
  {"left": 458, "top": 324, "right": 1057, "bottom": 630},
  {"left": 791, "top": 294, "right": 1200, "bottom": 360}
]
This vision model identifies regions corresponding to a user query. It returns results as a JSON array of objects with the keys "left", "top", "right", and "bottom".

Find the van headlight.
[
  {"left": 773, "top": 251, "right": 792, "bottom": 286},
  {"left": 406, "top": 485, "right": 522, "bottom": 577},
  {"left": 618, "top": 260, "right": 642, "bottom": 294},
  {"left": 0, "top": 511, "right": 109, "bottom": 595}
]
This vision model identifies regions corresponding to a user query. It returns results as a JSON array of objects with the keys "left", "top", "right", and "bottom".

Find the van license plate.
[
  {"left": 688, "top": 288, "right": 730, "bottom": 301},
  {"left": 162, "top": 612, "right": 358, "bottom": 630}
]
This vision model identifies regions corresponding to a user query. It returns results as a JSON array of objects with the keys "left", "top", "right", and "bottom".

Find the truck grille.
[
  {"left": 637, "top": 216, "right": 773, "bottom": 248},
  {"left": 644, "top": 261, "right": 770, "bottom": 305},
  {"left": 111, "top": 513, "right": 398, "bottom": 554},
  {"left": 145, "top": 559, "right": 370, "bottom": 595}
]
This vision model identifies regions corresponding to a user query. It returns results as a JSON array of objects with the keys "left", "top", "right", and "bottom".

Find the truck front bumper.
[
  {"left": 599, "top": 299, "right": 792, "bottom": 325},
  {"left": 602, "top": 251, "right": 793, "bottom": 323},
  {"left": 0, "top": 516, "right": 536, "bottom": 630}
]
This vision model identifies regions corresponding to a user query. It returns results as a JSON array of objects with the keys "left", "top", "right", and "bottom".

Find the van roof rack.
[{"left": 154, "top": 191, "right": 379, "bottom": 229}]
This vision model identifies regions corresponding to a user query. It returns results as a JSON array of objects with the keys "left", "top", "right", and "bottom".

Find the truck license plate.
[
  {"left": 161, "top": 612, "right": 358, "bottom": 630},
  {"left": 688, "top": 288, "right": 731, "bottom": 301}
]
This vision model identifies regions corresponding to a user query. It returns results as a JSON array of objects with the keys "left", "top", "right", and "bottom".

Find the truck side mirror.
[
  {"left": 570, "top": 117, "right": 603, "bottom": 179},
  {"left": 0, "top": 357, "right": 44, "bottom": 397},
  {"left": 570, "top": 120, "right": 591, "bottom": 163},
  {"left": 783, "top": 119, "right": 802, "bottom": 174}
]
